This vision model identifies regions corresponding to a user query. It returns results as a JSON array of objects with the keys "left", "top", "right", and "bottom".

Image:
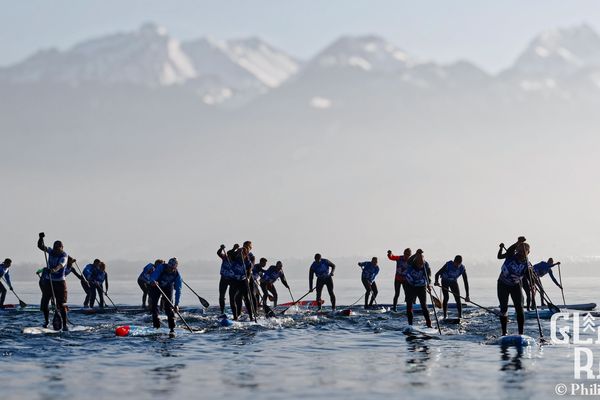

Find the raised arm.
[
  {"left": 309, "top": 267, "right": 315, "bottom": 291},
  {"left": 174, "top": 274, "right": 182, "bottom": 306},
  {"left": 548, "top": 269, "right": 562, "bottom": 289},
  {"left": 434, "top": 265, "right": 445, "bottom": 285},
  {"left": 328, "top": 260, "right": 336, "bottom": 276},
  {"left": 387, "top": 250, "right": 401, "bottom": 261},
  {"left": 105, "top": 273, "right": 109, "bottom": 292}
]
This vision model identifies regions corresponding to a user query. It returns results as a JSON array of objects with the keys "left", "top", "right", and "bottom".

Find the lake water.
[{"left": 1, "top": 276, "right": 598, "bottom": 400}]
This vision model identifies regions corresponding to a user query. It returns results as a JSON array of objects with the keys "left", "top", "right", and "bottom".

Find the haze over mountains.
[{"left": 2, "top": 22, "right": 600, "bottom": 266}]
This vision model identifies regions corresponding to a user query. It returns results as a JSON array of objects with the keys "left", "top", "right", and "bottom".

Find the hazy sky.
[{"left": 2, "top": 0, "right": 600, "bottom": 72}]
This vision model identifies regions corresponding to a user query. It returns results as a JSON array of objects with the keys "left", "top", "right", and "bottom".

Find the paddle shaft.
[
  {"left": 279, "top": 289, "right": 313, "bottom": 315},
  {"left": 182, "top": 279, "right": 209, "bottom": 308},
  {"left": 2, "top": 277, "right": 26, "bottom": 307},
  {"left": 103, "top": 290, "right": 119, "bottom": 311},
  {"left": 558, "top": 264, "right": 567, "bottom": 306},
  {"left": 424, "top": 270, "right": 442, "bottom": 334},
  {"left": 154, "top": 284, "right": 194, "bottom": 333},
  {"left": 528, "top": 265, "right": 544, "bottom": 338},
  {"left": 288, "top": 287, "right": 296, "bottom": 303},
  {"left": 437, "top": 285, "right": 502, "bottom": 317}
]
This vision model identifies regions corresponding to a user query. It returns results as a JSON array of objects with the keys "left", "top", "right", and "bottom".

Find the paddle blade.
[
  {"left": 199, "top": 297, "right": 210, "bottom": 308},
  {"left": 548, "top": 303, "right": 561, "bottom": 313},
  {"left": 432, "top": 296, "right": 442, "bottom": 308},
  {"left": 19, "top": 300, "right": 27, "bottom": 308}
]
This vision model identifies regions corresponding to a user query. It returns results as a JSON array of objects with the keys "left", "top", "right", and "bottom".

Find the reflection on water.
[{"left": 405, "top": 340, "right": 431, "bottom": 376}]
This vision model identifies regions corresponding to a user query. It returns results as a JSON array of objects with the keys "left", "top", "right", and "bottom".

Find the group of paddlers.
[{"left": 0, "top": 234, "right": 561, "bottom": 335}]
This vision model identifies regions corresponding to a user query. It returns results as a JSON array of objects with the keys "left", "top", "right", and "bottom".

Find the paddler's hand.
[
  {"left": 330, "top": 272, "right": 334, "bottom": 277},
  {"left": 9, "top": 287, "right": 14, "bottom": 291},
  {"left": 434, "top": 282, "right": 440, "bottom": 287},
  {"left": 465, "top": 296, "right": 470, "bottom": 302},
  {"left": 220, "top": 244, "right": 225, "bottom": 250},
  {"left": 499, "top": 243, "right": 505, "bottom": 249},
  {"left": 387, "top": 250, "right": 392, "bottom": 256},
  {"left": 151, "top": 281, "right": 158, "bottom": 287},
  {"left": 309, "top": 287, "right": 314, "bottom": 292},
  {"left": 174, "top": 306, "right": 179, "bottom": 313}
]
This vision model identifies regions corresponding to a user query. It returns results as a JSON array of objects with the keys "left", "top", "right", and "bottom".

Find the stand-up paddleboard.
[
  {"left": 23, "top": 325, "right": 91, "bottom": 335},
  {"left": 279, "top": 300, "right": 324, "bottom": 307},
  {"left": 509, "top": 303, "right": 596, "bottom": 311},
  {"left": 496, "top": 334, "right": 536, "bottom": 347},
  {"left": 442, "top": 318, "right": 461, "bottom": 325},
  {"left": 402, "top": 325, "right": 440, "bottom": 338}
]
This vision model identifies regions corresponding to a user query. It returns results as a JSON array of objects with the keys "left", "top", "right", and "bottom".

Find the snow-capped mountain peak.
[
  {"left": 511, "top": 23, "right": 600, "bottom": 76},
  {"left": 309, "top": 35, "right": 413, "bottom": 73}
]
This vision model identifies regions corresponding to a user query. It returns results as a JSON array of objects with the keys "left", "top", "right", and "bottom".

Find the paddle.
[
  {"left": 154, "top": 284, "right": 194, "bottom": 333},
  {"left": 102, "top": 289, "right": 119, "bottom": 311},
  {"left": 557, "top": 262, "right": 567, "bottom": 307},
  {"left": 436, "top": 284, "right": 502, "bottom": 317},
  {"left": 3, "top": 278, "right": 26, "bottom": 308},
  {"left": 530, "top": 272, "right": 561, "bottom": 314},
  {"left": 527, "top": 265, "right": 544, "bottom": 340},
  {"left": 287, "top": 287, "right": 296, "bottom": 304},
  {"left": 181, "top": 279, "right": 210, "bottom": 308},
  {"left": 39, "top": 233, "right": 63, "bottom": 330},
  {"left": 424, "top": 271, "right": 442, "bottom": 334},
  {"left": 279, "top": 288, "right": 314, "bottom": 315}
]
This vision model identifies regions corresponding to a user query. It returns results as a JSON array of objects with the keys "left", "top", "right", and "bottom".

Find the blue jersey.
[
  {"left": 92, "top": 270, "right": 107, "bottom": 285},
  {"left": 150, "top": 264, "right": 182, "bottom": 306},
  {"left": 310, "top": 259, "right": 334, "bottom": 279},
  {"left": 405, "top": 262, "right": 431, "bottom": 287},
  {"left": 138, "top": 263, "right": 157, "bottom": 283},
  {"left": 219, "top": 259, "right": 236, "bottom": 279},
  {"left": 359, "top": 261, "right": 380, "bottom": 283},
  {"left": 262, "top": 266, "right": 284, "bottom": 284},
  {"left": 533, "top": 261, "right": 552, "bottom": 277},
  {"left": 83, "top": 264, "right": 95, "bottom": 281},
  {"left": 44, "top": 247, "right": 69, "bottom": 281},
  {"left": 228, "top": 251, "right": 253, "bottom": 281},
  {"left": 440, "top": 261, "right": 466, "bottom": 282},
  {"left": 251, "top": 264, "right": 265, "bottom": 281},
  {"left": 498, "top": 257, "right": 530, "bottom": 286},
  {"left": 0, "top": 263, "right": 11, "bottom": 287}
]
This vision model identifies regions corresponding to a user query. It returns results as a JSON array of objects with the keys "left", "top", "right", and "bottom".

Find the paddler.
[
  {"left": 81, "top": 259, "right": 101, "bottom": 308},
  {"left": 0, "top": 258, "right": 13, "bottom": 307},
  {"left": 434, "top": 255, "right": 470, "bottom": 320},
  {"left": 229, "top": 241, "right": 255, "bottom": 320},
  {"left": 404, "top": 251, "right": 432, "bottom": 328},
  {"left": 260, "top": 261, "right": 289, "bottom": 307},
  {"left": 137, "top": 259, "right": 164, "bottom": 309},
  {"left": 37, "top": 233, "right": 69, "bottom": 331},
  {"left": 149, "top": 257, "right": 182, "bottom": 333},
  {"left": 523, "top": 258, "right": 562, "bottom": 310},
  {"left": 89, "top": 262, "right": 109, "bottom": 308},
  {"left": 387, "top": 248, "right": 411, "bottom": 312},
  {"left": 217, "top": 244, "right": 237, "bottom": 316},
  {"left": 309, "top": 253, "right": 336, "bottom": 312},
  {"left": 497, "top": 240, "right": 531, "bottom": 336},
  {"left": 358, "top": 257, "right": 380, "bottom": 309}
]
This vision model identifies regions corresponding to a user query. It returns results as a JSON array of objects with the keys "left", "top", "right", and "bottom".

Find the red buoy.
[{"left": 115, "top": 325, "right": 131, "bottom": 337}]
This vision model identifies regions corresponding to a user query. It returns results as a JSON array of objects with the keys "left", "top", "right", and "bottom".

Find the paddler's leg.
[
  {"left": 218, "top": 276, "right": 229, "bottom": 315},
  {"left": 260, "top": 280, "right": 268, "bottom": 307},
  {"left": 97, "top": 287, "right": 105, "bottom": 308},
  {"left": 405, "top": 285, "right": 415, "bottom": 325},
  {"left": 240, "top": 282, "right": 254, "bottom": 320},
  {"left": 522, "top": 275, "right": 532, "bottom": 311},
  {"left": 229, "top": 281, "right": 239, "bottom": 319},
  {"left": 315, "top": 278, "right": 325, "bottom": 311},
  {"left": 40, "top": 281, "right": 51, "bottom": 328},
  {"left": 510, "top": 285, "right": 525, "bottom": 335},
  {"left": 162, "top": 286, "right": 176, "bottom": 332},
  {"left": 441, "top": 280, "right": 450, "bottom": 318},
  {"left": 55, "top": 280, "right": 68, "bottom": 331},
  {"left": 418, "top": 287, "right": 432, "bottom": 328},
  {"left": 393, "top": 278, "right": 401, "bottom": 312},
  {"left": 449, "top": 281, "right": 462, "bottom": 319},
  {"left": 270, "top": 285, "right": 278, "bottom": 307},
  {"left": 538, "top": 280, "right": 546, "bottom": 306},
  {"left": 148, "top": 285, "right": 161, "bottom": 328},
  {"left": 0, "top": 281, "right": 6, "bottom": 306},
  {"left": 325, "top": 276, "right": 336, "bottom": 311},
  {"left": 81, "top": 280, "right": 90, "bottom": 308},
  {"left": 361, "top": 277, "right": 371, "bottom": 309},
  {"left": 369, "top": 282, "right": 378, "bottom": 306},
  {"left": 89, "top": 284, "right": 97, "bottom": 309},
  {"left": 497, "top": 280, "right": 510, "bottom": 336},
  {"left": 137, "top": 278, "right": 147, "bottom": 308}
]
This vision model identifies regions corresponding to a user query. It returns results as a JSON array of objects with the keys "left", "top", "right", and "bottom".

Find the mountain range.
[{"left": 2, "top": 22, "right": 600, "bottom": 263}]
